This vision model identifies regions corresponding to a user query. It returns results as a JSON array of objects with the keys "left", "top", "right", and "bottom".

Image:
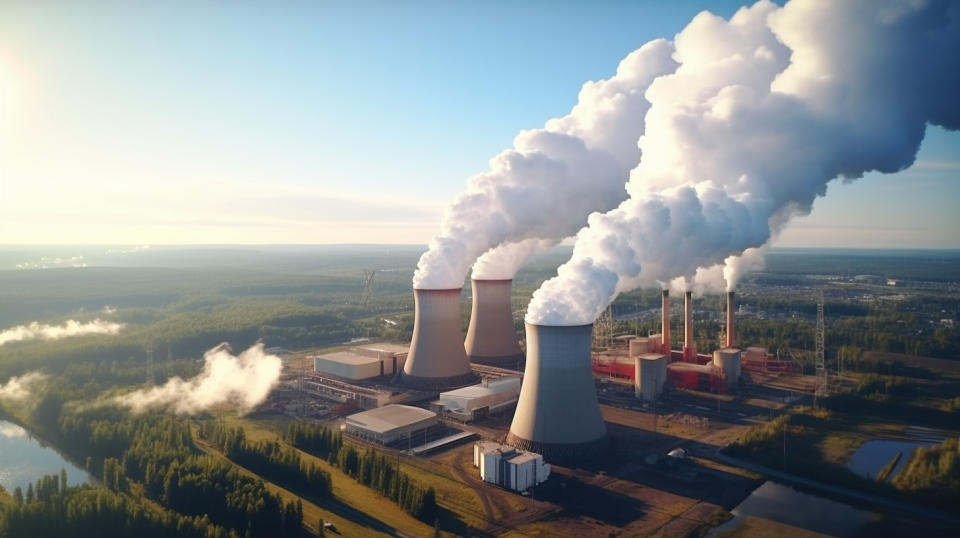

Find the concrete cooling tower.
[
  {"left": 403, "top": 288, "right": 477, "bottom": 390},
  {"left": 464, "top": 279, "right": 524, "bottom": 367},
  {"left": 506, "top": 323, "right": 608, "bottom": 463}
]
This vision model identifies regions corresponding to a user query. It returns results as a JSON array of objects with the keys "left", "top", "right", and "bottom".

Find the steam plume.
[
  {"left": 527, "top": 0, "right": 959, "bottom": 325},
  {"left": 116, "top": 342, "right": 281, "bottom": 415},
  {"left": 0, "top": 319, "right": 124, "bottom": 346},
  {"left": 0, "top": 372, "right": 47, "bottom": 401},
  {"left": 414, "top": 39, "right": 679, "bottom": 288}
]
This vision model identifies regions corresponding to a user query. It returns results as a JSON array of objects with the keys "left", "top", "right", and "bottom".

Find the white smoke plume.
[
  {"left": 414, "top": 39, "right": 679, "bottom": 289},
  {"left": 527, "top": 0, "right": 960, "bottom": 325},
  {"left": 0, "top": 372, "right": 47, "bottom": 401},
  {"left": 471, "top": 238, "right": 561, "bottom": 281},
  {"left": 116, "top": 342, "right": 281, "bottom": 415},
  {"left": 0, "top": 319, "right": 125, "bottom": 347}
]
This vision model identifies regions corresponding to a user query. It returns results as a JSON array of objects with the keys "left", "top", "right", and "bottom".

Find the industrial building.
[
  {"left": 312, "top": 343, "right": 408, "bottom": 381},
  {"left": 344, "top": 404, "right": 438, "bottom": 445},
  {"left": 473, "top": 441, "right": 550, "bottom": 492},
  {"left": 465, "top": 279, "right": 525, "bottom": 367},
  {"left": 403, "top": 288, "right": 477, "bottom": 390},
  {"left": 507, "top": 323, "right": 608, "bottom": 463},
  {"left": 431, "top": 376, "right": 521, "bottom": 421}
]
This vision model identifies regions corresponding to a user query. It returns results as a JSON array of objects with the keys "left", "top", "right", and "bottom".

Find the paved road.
[{"left": 708, "top": 450, "right": 960, "bottom": 526}]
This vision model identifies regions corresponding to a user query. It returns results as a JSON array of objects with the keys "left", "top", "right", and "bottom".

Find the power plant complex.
[{"left": 305, "top": 276, "right": 803, "bottom": 467}]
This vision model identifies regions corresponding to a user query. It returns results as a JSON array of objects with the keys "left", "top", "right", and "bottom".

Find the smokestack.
[
  {"left": 403, "top": 289, "right": 477, "bottom": 390},
  {"left": 726, "top": 291, "right": 736, "bottom": 349},
  {"left": 683, "top": 290, "right": 696, "bottom": 362},
  {"left": 465, "top": 279, "right": 524, "bottom": 367},
  {"left": 506, "top": 323, "right": 608, "bottom": 463},
  {"left": 661, "top": 289, "right": 671, "bottom": 355}
]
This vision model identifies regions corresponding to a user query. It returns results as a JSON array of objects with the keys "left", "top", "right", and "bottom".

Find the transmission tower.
[
  {"left": 360, "top": 269, "right": 377, "bottom": 308},
  {"left": 815, "top": 294, "right": 828, "bottom": 400},
  {"left": 146, "top": 345, "right": 155, "bottom": 385},
  {"left": 593, "top": 306, "right": 613, "bottom": 350}
]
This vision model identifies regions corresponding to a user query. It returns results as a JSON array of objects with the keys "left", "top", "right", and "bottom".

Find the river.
[{"left": 0, "top": 419, "right": 92, "bottom": 493}]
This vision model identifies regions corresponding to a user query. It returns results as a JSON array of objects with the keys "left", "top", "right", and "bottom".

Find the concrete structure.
[
  {"left": 629, "top": 335, "right": 662, "bottom": 358},
  {"left": 634, "top": 353, "right": 667, "bottom": 401},
  {"left": 661, "top": 289, "right": 671, "bottom": 354},
  {"left": 725, "top": 291, "right": 736, "bottom": 349},
  {"left": 432, "top": 376, "right": 521, "bottom": 421},
  {"left": 344, "top": 404, "right": 437, "bottom": 445},
  {"left": 403, "top": 288, "right": 477, "bottom": 390},
  {"left": 507, "top": 323, "right": 608, "bottom": 463},
  {"left": 312, "top": 343, "right": 408, "bottom": 381},
  {"left": 683, "top": 291, "right": 696, "bottom": 362},
  {"left": 667, "top": 362, "right": 725, "bottom": 393},
  {"left": 713, "top": 348, "right": 742, "bottom": 387},
  {"left": 473, "top": 441, "right": 550, "bottom": 492},
  {"left": 301, "top": 375, "right": 394, "bottom": 409},
  {"left": 465, "top": 279, "right": 524, "bottom": 367}
]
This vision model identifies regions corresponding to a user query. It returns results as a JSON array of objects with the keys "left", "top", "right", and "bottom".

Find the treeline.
[
  {"left": 198, "top": 421, "right": 332, "bottom": 501},
  {"left": 1, "top": 472, "right": 237, "bottom": 538},
  {"left": 27, "top": 403, "right": 304, "bottom": 538},
  {"left": 284, "top": 422, "right": 438, "bottom": 522}
]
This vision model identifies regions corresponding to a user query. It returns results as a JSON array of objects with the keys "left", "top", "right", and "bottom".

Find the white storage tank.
[
  {"left": 713, "top": 348, "right": 742, "bottom": 386},
  {"left": 634, "top": 353, "right": 666, "bottom": 401}
]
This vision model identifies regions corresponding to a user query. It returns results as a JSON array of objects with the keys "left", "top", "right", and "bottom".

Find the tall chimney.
[
  {"left": 726, "top": 291, "right": 736, "bottom": 349},
  {"left": 661, "top": 289, "right": 671, "bottom": 355},
  {"left": 683, "top": 290, "right": 696, "bottom": 362},
  {"left": 464, "top": 279, "right": 524, "bottom": 367},
  {"left": 403, "top": 288, "right": 477, "bottom": 390},
  {"left": 506, "top": 323, "right": 608, "bottom": 463}
]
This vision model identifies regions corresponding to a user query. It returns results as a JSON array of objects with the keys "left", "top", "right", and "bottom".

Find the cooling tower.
[
  {"left": 403, "top": 288, "right": 477, "bottom": 390},
  {"left": 661, "top": 289, "right": 671, "bottom": 355},
  {"left": 683, "top": 291, "right": 696, "bottom": 362},
  {"left": 464, "top": 279, "right": 524, "bottom": 367},
  {"left": 725, "top": 291, "right": 736, "bottom": 349},
  {"left": 506, "top": 323, "right": 608, "bottom": 463}
]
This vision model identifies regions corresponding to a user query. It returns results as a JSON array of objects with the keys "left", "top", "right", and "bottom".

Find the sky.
[{"left": 1, "top": 0, "right": 958, "bottom": 248}]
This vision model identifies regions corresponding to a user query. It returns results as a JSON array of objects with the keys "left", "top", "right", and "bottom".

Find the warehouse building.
[
  {"left": 344, "top": 404, "right": 437, "bottom": 445},
  {"left": 312, "top": 343, "right": 408, "bottom": 380},
  {"left": 431, "top": 376, "right": 521, "bottom": 421},
  {"left": 473, "top": 441, "right": 550, "bottom": 493}
]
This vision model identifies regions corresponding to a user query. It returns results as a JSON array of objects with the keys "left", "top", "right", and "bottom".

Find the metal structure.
[
  {"left": 360, "top": 269, "right": 377, "bottom": 308},
  {"left": 682, "top": 291, "right": 697, "bottom": 362},
  {"left": 464, "top": 279, "right": 524, "bottom": 366},
  {"left": 402, "top": 288, "right": 477, "bottom": 390},
  {"left": 815, "top": 294, "right": 828, "bottom": 399},
  {"left": 507, "top": 323, "right": 608, "bottom": 463},
  {"left": 592, "top": 306, "right": 614, "bottom": 350}
]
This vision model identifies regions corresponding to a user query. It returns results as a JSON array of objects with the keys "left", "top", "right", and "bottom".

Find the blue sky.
[{"left": 1, "top": 0, "right": 957, "bottom": 247}]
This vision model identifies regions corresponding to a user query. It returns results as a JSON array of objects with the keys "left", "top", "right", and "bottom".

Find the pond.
[
  {"left": 710, "top": 481, "right": 880, "bottom": 537},
  {"left": 0, "top": 419, "right": 92, "bottom": 493},
  {"left": 847, "top": 439, "right": 932, "bottom": 482}
]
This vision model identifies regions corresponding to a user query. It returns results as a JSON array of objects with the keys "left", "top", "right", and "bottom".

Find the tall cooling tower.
[
  {"left": 726, "top": 291, "right": 736, "bottom": 349},
  {"left": 506, "top": 323, "right": 608, "bottom": 463},
  {"left": 403, "top": 288, "right": 477, "bottom": 390},
  {"left": 465, "top": 279, "right": 524, "bottom": 367}
]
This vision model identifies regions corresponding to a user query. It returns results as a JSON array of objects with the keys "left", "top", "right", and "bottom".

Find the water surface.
[{"left": 0, "top": 419, "right": 92, "bottom": 493}]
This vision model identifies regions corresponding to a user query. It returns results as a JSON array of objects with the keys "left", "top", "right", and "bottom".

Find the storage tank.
[
  {"left": 464, "top": 279, "right": 524, "bottom": 367},
  {"left": 506, "top": 323, "right": 608, "bottom": 463},
  {"left": 634, "top": 353, "right": 667, "bottom": 401},
  {"left": 402, "top": 288, "right": 477, "bottom": 390},
  {"left": 713, "top": 348, "right": 741, "bottom": 387}
]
